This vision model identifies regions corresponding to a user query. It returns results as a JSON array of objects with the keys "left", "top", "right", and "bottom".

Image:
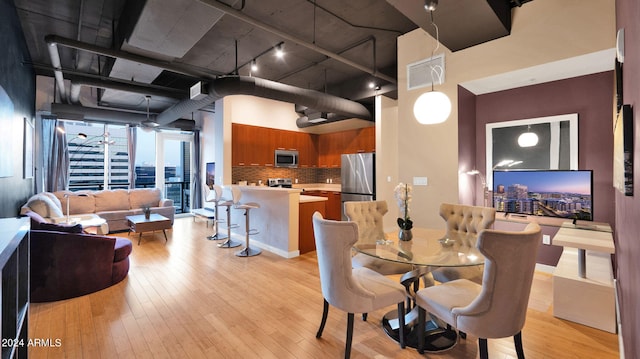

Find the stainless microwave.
[{"left": 275, "top": 150, "right": 299, "bottom": 168}]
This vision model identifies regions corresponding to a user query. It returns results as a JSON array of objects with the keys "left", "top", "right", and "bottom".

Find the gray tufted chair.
[
  {"left": 416, "top": 222, "right": 542, "bottom": 358},
  {"left": 345, "top": 201, "right": 414, "bottom": 276},
  {"left": 431, "top": 203, "right": 496, "bottom": 284},
  {"left": 312, "top": 212, "right": 406, "bottom": 359}
]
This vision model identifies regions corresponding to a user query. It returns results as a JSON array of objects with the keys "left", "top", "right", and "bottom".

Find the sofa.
[
  {"left": 20, "top": 188, "right": 174, "bottom": 233},
  {"left": 26, "top": 211, "right": 133, "bottom": 302}
]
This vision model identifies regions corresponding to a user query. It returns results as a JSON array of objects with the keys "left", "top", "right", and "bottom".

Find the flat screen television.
[{"left": 492, "top": 170, "right": 593, "bottom": 221}]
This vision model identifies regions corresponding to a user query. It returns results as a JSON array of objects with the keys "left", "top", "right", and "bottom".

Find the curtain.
[
  {"left": 127, "top": 125, "right": 137, "bottom": 189},
  {"left": 42, "top": 118, "right": 68, "bottom": 192},
  {"left": 191, "top": 129, "right": 202, "bottom": 209}
]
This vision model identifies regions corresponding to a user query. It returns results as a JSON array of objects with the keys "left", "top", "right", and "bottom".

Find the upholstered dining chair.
[
  {"left": 431, "top": 203, "right": 496, "bottom": 284},
  {"left": 416, "top": 222, "right": 542, "bottom": 358},
  {"left": 312, "top": 212, "right": 406, "bottom": 359},
  {"left": 344, "top": 200, "right": 414, "bottom": 276}
]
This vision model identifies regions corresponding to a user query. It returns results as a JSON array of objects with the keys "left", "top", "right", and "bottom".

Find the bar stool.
[
  {"left": 231, "top": 186, "right": 261, "bottom": 257},
  {"left": 216, "top": 185, "right": 242, "bottom": 248},
  {"left": 201, "top": 185, "right": 221, "bottom": 240}
]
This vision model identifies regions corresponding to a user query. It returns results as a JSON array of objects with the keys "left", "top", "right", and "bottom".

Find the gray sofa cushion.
[{"left": 94, "top": 189, "right": 130, "bottom": 212}]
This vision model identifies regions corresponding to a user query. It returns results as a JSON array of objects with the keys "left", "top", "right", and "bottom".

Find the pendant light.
[
  {"left": 414, "top": 0, "right": 451, "bottom": 125},
  {"left": 518, "top": 125, "right": 538, "bottom": 147}
]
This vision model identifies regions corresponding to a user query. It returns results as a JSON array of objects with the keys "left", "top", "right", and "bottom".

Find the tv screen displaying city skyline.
[{"left": 492, "top": 170, "right": 593, "bottom": 221}]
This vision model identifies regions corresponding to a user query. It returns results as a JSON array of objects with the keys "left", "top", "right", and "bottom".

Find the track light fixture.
[{"left": 275, "top": 44, "right": 284, "bottom": 58}]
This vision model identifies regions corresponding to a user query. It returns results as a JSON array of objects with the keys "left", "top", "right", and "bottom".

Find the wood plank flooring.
[{"left": 28, "top": 216, "right": 620, "bottom": 358}]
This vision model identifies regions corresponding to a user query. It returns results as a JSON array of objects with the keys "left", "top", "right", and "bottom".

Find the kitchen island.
[{"left": 222, "top": 185, "right": 327, "bottom": 257}]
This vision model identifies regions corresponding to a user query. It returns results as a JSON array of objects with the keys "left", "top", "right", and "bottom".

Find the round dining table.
[{"left": 352, "top": 227, "right": 484, "bottom": 351}]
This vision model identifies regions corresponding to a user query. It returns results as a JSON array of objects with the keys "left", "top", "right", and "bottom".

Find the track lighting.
[{"left": 275, "top": 44, "right": 284, "bottom": 58}]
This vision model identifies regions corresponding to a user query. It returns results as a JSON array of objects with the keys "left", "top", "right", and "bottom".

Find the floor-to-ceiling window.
[
  {"left": 64, "top": 122, "right": 128, "bottom": 191},
  {"left": 156, "top": 131, "right": 194, "bottom": 214},
  {"left": 64, "top": 121, "right": 195, "bottom": 215}
]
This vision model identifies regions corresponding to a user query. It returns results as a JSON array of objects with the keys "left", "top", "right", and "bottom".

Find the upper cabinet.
[
  {"left": 232, "top": 123, "right": 374, "bottom": 167},
  {"left": 317, "top": 127, "right": 375, "bottom": 168}
]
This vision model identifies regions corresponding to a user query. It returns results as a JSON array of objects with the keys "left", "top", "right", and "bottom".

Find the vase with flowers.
[{"left": 394, "top": 182, "right": 413, "bottom": 241}]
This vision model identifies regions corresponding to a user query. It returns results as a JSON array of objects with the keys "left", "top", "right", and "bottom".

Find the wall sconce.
[{"left": 250, "top": 59, "right": 258, "bottom": 72}]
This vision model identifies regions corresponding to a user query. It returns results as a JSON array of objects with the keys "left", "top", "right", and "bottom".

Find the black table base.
[{"left": 381, "top": 308, "right": 458, "bottom": 351}]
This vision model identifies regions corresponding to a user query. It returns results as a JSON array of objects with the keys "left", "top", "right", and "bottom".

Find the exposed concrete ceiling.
[{"left": 14, "top": 0, "right": 537, "bottom": 128}]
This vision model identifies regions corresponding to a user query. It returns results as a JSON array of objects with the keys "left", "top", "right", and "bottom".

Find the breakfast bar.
[{"left": 223, "top": 185, "right": 327, "bottom": 257}]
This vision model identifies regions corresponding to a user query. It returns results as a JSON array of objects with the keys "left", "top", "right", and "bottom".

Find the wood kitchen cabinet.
[
  {"left": 232, "top": 124, "right": 275, "bottom": 166},
  {"left": 303, "top": 191, "right": 341, "bottom": 220},
  {"left": 318, "top": 127, "right": 375, "bottom": 167},
  {"left": 299, "top": 200, "right": 326, "bottom": 254},
  {"left": 232, "top": 123, "right": 373, "bottom": 168}
]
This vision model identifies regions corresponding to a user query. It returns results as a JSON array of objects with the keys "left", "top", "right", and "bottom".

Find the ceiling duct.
[
  {"left": 46, "top": 36, "right": 371, "bottom": 128},
  {"left": 156, "top": 76, "right": 372, "bottom": 127},
  {"left": 50, "top": 103, "right": 196, "bottom": 131}
]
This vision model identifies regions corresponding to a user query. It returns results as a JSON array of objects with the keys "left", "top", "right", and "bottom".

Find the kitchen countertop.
[
  {"left": 293, "top": 183, "right": 341, "bottom": 192},
  {"left": 300, "top": 195, "right": 329, "bottom": 203}
]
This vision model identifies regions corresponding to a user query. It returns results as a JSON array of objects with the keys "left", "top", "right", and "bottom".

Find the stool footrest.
[{"left": 248, "top": 229, "right": 259, "bottom": 235}]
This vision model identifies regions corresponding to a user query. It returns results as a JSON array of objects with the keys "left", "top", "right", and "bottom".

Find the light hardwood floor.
[{"left": 29, "top": 216, "right": 620, "bottom": 358}]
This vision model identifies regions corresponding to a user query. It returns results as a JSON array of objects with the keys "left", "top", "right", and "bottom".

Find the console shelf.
[
  {"left": 1, "top": 217, "right": 30, "bottom": 359},
  {"left": 552, "top": 222, "right": 615, "bottom": 333}
]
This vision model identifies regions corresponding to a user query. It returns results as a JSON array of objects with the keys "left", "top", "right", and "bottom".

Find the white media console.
[{"left": 552, "top": 222, "right": 616, "bottom": 333}]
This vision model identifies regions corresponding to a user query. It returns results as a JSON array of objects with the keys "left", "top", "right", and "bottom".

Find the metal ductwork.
[
  {"left": 51, "top": 103, "right": 196, "bottom": 131},
  {"left": 69, "top": 76, "right": 188, "bottom": 104},
  {"left": 47, "top": 35, "right": 372, "bottom": 128},
  {"left": 156, "top": 76, "right": 372, "bottom": 127}
]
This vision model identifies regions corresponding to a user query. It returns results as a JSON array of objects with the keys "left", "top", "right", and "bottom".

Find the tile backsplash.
[{"left": 232, "top": 167, "right": 341, "bottom": 185}]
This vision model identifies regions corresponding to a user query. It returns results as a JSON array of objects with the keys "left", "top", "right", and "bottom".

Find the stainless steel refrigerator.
[{"left": 341, "top": 152, "right": 375, "bottom": 220}]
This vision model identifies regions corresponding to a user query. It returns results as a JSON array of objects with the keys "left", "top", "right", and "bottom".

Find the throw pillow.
[{"left": 35, "top": 221, "right": 83, "bottom": 233}]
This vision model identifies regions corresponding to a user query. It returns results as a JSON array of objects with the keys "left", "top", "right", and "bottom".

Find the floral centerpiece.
[{"left": 394, "top": 182, "right": 413, "bottom": 240}]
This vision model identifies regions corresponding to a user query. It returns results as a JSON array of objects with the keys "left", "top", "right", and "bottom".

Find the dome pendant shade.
[
  {"left": 517, "top": 131, "right": 538, "bottom": 147},
  {"left": 413, "top": 91, "right": 451, "bottom": 124}
]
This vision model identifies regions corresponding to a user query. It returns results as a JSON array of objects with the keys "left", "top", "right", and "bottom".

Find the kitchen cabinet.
[
  {"left": 299, "top": 200, "right": 326, "bottom": 254},
  {"left": 303, "top": 191, "right": 341, "bottom": 220},
  {"left": 232, "top": 124, "right": 275, "bottom": 166},
  {"left": 318, "top": 127, "right": 375, "bottom": 167},
  {"left": 232, "top": 124, "right": 373, "bottom": 168}
]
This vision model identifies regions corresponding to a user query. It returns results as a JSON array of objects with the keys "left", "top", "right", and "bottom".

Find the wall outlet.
[
  {"left": 413, "top": 177, "right": 428, "bottom": 186},
  {"left": 542, "top": 234, "right": 551, "bottom": 245}
]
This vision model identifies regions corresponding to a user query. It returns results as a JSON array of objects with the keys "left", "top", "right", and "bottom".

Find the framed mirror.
[{"left": 485, "top": 113, "right": 578, "bottom": 188}]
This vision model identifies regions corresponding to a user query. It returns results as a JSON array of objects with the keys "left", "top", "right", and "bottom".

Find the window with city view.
[{"left": 64, "top": 122, "right": 194, "bottom": 214}]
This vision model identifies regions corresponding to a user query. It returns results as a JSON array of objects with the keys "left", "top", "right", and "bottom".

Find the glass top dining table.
[
  {"left": 352, "top": 227, "right": 484, "bottom": 351},
  {"left": 352, "top": 227, "right": 484, "bottom": 268}
]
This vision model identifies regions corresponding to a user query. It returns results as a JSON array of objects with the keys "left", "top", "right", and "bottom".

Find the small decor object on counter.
[
  {"left": 394, "top": 182, "right": 413, "bottom": 241},
  {"left": 142, "top": 206, "right": 151, "bottom": 219}
]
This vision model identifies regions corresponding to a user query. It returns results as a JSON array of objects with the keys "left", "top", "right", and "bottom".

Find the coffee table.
[{"left": 126, "top": 213, "right": 172, "bottom": 245}]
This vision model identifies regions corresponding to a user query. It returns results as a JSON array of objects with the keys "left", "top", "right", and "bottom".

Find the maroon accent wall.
[
  {"left": 457, "top": 86, "right": 477, "bottom": 205},
  {"left": 615, "top": 0, "right": 640, "bottom": 357},
  {"left": 459, "top": 72, "right": 616, "bottom": 266}
]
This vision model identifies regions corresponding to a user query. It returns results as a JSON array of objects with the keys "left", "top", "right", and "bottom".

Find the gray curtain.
[
  {"left": 127, "top": 125, "right": 137, "bottom": 189},
  {"left": 192, "top": 129, "right": 202, "bottom": 209},
  {"left": 42, "top": 118, "right": 68, "bottom": 192}
]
